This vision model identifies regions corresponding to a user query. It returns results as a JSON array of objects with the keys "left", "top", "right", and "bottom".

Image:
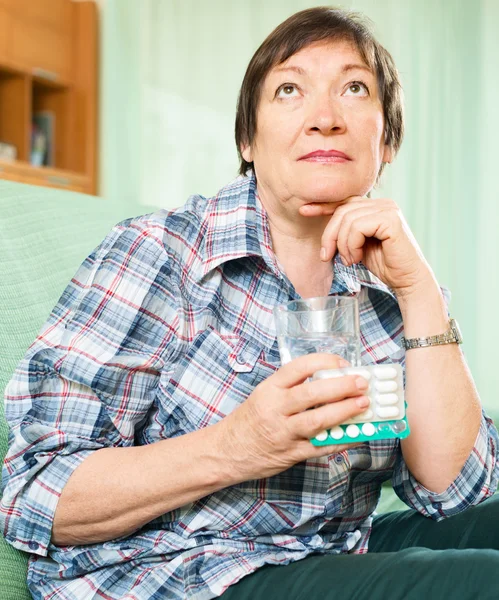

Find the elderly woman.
[{"left": 2, "top": 6, "right": 499, "bottom": 600}]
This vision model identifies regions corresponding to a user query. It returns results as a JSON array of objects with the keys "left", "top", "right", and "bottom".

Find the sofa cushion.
[{"left": 0, "top": 181, "right": 133, "bottom": 600}]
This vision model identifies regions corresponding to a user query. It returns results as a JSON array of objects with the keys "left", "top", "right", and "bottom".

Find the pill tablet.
[
  {"left": 345, "top": 424, "right": 360, "bottom": 438},
  {"left": 361, "top": 423, "right": 376, "bottom": 436},
  {"left": 313, "top": 369, "right": 344, "bottom": 380},
  {"left": 373, "top": 366, "right": 398, "bottom": 379},
  {"left": 360, "top": 409, "right": 374, "bottom": 420},
  {"left": 330, "top": 426, "right": 344, "bottom": 440},
  {"left": 374, "top": 380, "right": 398, "bottom": 393},
  {"left": 315, "top": 430, "right": 328, "bottom": 442},
  {"left": 376, "top": 406, "right": 400, "bottom": 418},
  {"left": 376, "top": 393, "right": 399, "bottom": 406},
  {"left": 344, "top": 368, "right": 371, "bottom": 380}
]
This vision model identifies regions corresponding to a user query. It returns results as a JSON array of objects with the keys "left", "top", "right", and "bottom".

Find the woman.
[{"left": 2, "top": 7, "right": 498, "bottom": 600}]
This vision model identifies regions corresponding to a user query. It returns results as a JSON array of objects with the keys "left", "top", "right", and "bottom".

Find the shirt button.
[
  {"left": 334, "top": 454, "right": 344, "bottom": 464},
  {"left": 28, "top": 541, "right": 39, "bottom": 551},
  {"left": 235, "top": 354, "right": 247, "bottom": 365}
]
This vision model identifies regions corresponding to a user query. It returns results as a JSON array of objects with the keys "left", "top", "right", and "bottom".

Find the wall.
[{"left": 99, "top": 0, "right": 499, "bottom": 414}]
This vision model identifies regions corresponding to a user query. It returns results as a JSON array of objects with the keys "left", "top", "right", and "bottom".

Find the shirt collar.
[
  {"left": 198, "top": 173, "right": 396, "bottom": 300},
  {"left": 199, "top": 174, "right": 278, "bottom": 280}
]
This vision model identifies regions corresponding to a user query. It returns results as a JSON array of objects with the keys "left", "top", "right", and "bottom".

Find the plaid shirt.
[{"left": 2, "top": 174, "right": 498, "bottom": 599}]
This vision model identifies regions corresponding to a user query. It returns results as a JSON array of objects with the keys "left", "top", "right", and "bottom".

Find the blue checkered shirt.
[{"left": 2, "top": 174, "right": 498, "bottom": 599}]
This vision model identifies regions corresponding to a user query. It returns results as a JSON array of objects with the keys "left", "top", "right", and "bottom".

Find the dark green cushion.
[{"left": 0, "top": 181, "right": 134, "bottom": 599}]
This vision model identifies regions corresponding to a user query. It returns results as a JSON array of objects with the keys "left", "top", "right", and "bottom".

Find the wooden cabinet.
[
  {"left": 0, "top": 159, "right": 88, "bottom": 192},
  {"left": 0, "top": 1, "right": 98, "bottom": 194},
  {"left": 0, "top": 7, "right": 11, "bottom": 63},
  {"left": 11, "top": 17, "right": 72, "bottom": 81},
  {"left": 14, "top": 0, "right": 72, "bottom": 31}
]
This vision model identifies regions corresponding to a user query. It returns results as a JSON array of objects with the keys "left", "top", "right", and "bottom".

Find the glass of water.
[{"left": 273, "top": 296, "right": 361, "bottom": 367}]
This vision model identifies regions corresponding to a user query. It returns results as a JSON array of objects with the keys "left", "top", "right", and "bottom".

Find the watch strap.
[{"left": 401, "top": 318, "right": 463, "bottom": 350}]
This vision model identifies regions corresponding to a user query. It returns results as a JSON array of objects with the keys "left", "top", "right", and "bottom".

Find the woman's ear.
[
  {"left": 382, "top": 143, "right": 394, "bottom": 164},
  {"left": 241, "top": 144, "right": 252, "bottom": 163}
]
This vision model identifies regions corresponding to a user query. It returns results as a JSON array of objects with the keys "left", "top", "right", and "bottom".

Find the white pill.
[
  {"left": 373, "top": 366, "right": 398, "bottom": 379},
  {"left": 313, "top": 369, "right": 344, "bottom": 380},
  {"left": 374, "top": 380, "right": 398, "bottom": 393},
  {"left": 360, "top": 409, "right": 373, "bottom": 420},
  {"left": 376, "top": 406, "right": 400, "bottom": 418},
  {"left": 345, "top": 368, "right": 371, "bottom": 380},
  {"left": 315, "top": 430, "right": 328, "bottom": 442},
  {"left": 376, "top": 393, "right": 399, "bottom": 406},
  {"left": 362, "top": 423, "right": 376, "bottom": 436},
  {"left": 330, "top": 426, "right": 344, "bottom": 440},
  {"left": 345, "top": 424, "right": 360, "bottom": 438}
]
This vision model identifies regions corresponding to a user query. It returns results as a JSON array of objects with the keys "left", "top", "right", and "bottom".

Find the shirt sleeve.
[
  {"left": 391, "top": 284, "right": 499, "bottom": 519},
  {"left": 1, "top": 216, "right": 180, "bottom": 556},
  {"left": 391, "top": 409, "right": 499, "bottom": 520}
]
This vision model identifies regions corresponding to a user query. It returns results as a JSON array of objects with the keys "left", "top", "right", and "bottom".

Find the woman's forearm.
[
  {"left": 51, "top": 422, "right": 234, "bottom": 546},
  {"left": 397, "top": 276, "right": 482, "bottom": 493}
]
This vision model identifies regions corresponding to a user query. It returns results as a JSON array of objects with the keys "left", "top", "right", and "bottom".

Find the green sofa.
[
  {"left": 0, "top": 180, "right": 406, "bottom": 600},
  {"left": 0, "top": 181, "right": 135, "bottom": 599}
]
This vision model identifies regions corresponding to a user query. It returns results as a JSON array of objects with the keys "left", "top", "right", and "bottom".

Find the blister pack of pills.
[{"left": 309, "top": 363, "right": 409, "bottom": 446}]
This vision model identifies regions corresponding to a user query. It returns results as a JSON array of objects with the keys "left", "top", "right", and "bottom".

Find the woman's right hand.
[{"left": 216, "top": 353, "right": 370, "bottom": 483}]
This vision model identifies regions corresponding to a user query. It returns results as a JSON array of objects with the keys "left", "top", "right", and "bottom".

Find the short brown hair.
[{"left": 235, "top": 6, "right": 404, "bottom": 184}]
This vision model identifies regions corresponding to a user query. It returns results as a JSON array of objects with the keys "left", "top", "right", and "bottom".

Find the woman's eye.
[
  {"left": 276, "top": 84, "right": 299, "bottom": 98},
  {"left": 344, "top": 81, "right": 369, "bottom": 96}
]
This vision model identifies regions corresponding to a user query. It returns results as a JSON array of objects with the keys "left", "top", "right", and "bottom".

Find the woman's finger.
[
  {"left": 285, "top": 374, "right": 368, "bottom": 415},
  {"left": 290, "top": 395, "right": 369, "bottom": 440},
  {"left": 336, "top": 207, "right": 378, "bottom": 265},
  {"left": 299, "top": 203, "right": 337, "bottom": 217},
  {"left": 320, "top": 209, "right": 343, "bottom": 262},
  {"left": 319, "top": 198, "right": 365, "bottom": 262},
  {"left": 344, "top": 212, "right": 394, "bottom": 266},
  {"left": 272, "top": 353, "right": 348, "bottom": 389}
]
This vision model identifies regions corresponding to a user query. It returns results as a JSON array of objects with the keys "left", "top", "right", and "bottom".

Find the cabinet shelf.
[
  {"left": 0, "top": 0, "right": 98, "bottom": 195},
  {"left": 0, "top": 158, "right": 88, "bottom": 192}
]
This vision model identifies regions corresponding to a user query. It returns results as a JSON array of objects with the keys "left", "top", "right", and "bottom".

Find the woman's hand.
[
  {"left": 217, "top": 353, "right": 370, "bottom": 482},
  {"left": 299, "top": 197, "right": 433, "bottom": 297}
]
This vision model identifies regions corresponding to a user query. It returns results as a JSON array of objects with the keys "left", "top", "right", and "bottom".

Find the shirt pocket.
[{"left": 158, "top": 326, "right": 278, "bottom": 435}]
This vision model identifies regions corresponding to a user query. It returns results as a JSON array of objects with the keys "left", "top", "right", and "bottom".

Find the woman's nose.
[{"left": 305, "top": 96, "right": 346, "bottom": 135}]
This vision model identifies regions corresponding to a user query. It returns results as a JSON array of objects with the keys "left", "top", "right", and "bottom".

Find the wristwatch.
[{"left": 401, "top": 318, "right": 463, "bottom": 350}]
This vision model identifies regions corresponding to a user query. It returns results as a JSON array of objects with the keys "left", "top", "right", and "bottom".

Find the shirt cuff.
[
  {"left": 391, "top": 410, "right": 499, "bottom": 520},
  {"left": 1, "top": 449, "right": 94, "bottom": 556}
]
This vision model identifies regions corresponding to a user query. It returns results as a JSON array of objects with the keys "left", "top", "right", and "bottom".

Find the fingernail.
[
  {"left": 356, "top": 396, "right": 370, "bottom": 408},
  {"left": 356, "top": 377, "right": 369, "bottom": 390},
  {"left": 340, "top": 255, "right": 348, "bottom": 266},
  {"left": 320, "top": 247, "right": 327, "bottom": 261},
  {"left": 339, "top": 358, "right": 350, "bottom": 367}
]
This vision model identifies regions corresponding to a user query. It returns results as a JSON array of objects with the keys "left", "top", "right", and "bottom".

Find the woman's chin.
[
  {"left": 293, "top": 173, "right": 366, "bottom": 202},
  {"left": 297, "top": 183, "right": 360, "bottom": 204}
]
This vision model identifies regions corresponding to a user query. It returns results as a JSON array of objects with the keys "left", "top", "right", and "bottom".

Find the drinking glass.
[{"left": 273, "top": 296, "right": 361, "bottom": 366}]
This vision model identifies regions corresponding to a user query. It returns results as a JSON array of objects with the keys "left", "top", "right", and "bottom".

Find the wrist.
[
  {"left": 210, "top": 418, "right": 252, "bottom": 487},
  {"left": 393, "top": 268, "right": 438, "bottom": 303},
  {"left": 396, "top": 280, "right": 450, "bottom": 339}
]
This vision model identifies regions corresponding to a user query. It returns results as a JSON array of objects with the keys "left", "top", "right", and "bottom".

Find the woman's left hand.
[{"left": 299, "top": 197, "right": 433, "bottom": 297}]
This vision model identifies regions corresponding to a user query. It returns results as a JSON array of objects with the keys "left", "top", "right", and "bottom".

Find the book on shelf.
[{"left": 31, "top": 111, "right": 55, "bottom": 167}]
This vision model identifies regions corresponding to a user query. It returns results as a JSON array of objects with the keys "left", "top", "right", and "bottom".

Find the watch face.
[{"left": 451, "top": 319, "right": 463, "bottom": 343}]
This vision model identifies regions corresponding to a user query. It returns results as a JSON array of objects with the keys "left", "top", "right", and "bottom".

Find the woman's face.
[{"left": 242, "top": 39, "right": 393, "bottom": 208}]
